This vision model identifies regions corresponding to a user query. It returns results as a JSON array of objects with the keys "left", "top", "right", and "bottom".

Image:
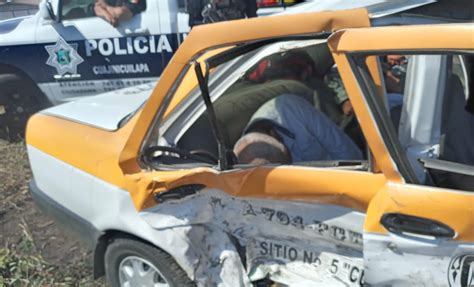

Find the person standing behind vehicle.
[
  {"left": 202, "top": 0, "right": 257, "bottom": 23},
  {"left": 187, "top": 0, "right": 257, "bottom": 27},
  {"left": 93, "top": 0, "right": 146, "bottom": 26}
]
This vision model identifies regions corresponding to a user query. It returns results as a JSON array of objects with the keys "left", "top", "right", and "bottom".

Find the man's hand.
[
  {"left": 341, "top": 100, "right": 353, "bottom": 116},
  {"left": 94, "top": 2, "right": 117, "bottom": 26},
  {"left": 385, "top": 70, "right": 403, "bottom": 94},
  {"left": 106, "top": 6, "right": 133, "bottom": 24},
  {"left": 94, "top": 1, "right": 133, "bottom": 27}
]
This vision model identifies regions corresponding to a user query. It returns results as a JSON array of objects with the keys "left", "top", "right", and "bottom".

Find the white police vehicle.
[{"left": 0, "top": 0, "right": 190, "bottom": 140}]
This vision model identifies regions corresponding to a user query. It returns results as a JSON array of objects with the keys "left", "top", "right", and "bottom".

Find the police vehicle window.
[
  {"left": 62, "top": 0, "right": 146, "bottom": 22},
  {"left": 61, "top": 0, "right": 96, "bottom": 19},
  {"left": 170, "top": 41, "right": 369, "bottom": 171},
  {"left": 352, "top": 52, "right": 474, "bottom": 192}
]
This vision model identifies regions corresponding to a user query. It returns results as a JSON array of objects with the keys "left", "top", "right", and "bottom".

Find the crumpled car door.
[{"left": 117, "top": 8, "right": 376, "bottom": 286}]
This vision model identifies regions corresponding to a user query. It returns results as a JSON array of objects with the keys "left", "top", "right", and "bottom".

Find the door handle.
[
  {"left": 154, "top": 184, "right": 205, "bottom": 203},
  {"left": 381, "top": 213, "right": 455, "bottom": 238}
]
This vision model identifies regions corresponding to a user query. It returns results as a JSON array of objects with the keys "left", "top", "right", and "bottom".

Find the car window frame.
[
  {"left": 144, "top": 36, "right": 374, "bottom": 173},
  {"left": 160, "top": 39, "right": 329, "bottom": 148},
  {"left": 347, "top": 49, "right": 474, "bottom": 186}
]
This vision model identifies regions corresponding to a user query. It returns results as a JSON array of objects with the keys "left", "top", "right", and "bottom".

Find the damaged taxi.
[{"left": 26, "top": 6, "right": 474, "bottom": 287}]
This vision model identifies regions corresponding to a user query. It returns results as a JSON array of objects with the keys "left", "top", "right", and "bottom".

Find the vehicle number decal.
[
  {"left": 247, "top": 238, "right": 364, "bottom": 286},
  {"left": 243, "top": 201, "right": 363, "bottom": 245}
]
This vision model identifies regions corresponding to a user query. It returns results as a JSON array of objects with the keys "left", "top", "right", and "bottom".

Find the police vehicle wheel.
[
  {"left": 0, "top": 74, "right": 45, "bottom": 142},
  {"left": 105, "top": 237, "right": 195, "bottom": 287}
]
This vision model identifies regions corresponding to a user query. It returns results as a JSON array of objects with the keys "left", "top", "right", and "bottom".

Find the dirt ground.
[{"left": 0, "top": 140, "right": 103, "bottom": 285}]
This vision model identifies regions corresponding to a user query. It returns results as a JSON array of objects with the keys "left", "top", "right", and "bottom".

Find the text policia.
[{"left": 85, "top": 35, "right": 174, "bottom": 57}]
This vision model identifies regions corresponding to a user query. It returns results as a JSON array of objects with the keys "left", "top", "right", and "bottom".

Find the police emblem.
[
  {"left": 45, "top": 37, "right": 84, "bottom": 76},
  {"left": 448, "top": 254, "right": 474, "bottom": 287}
]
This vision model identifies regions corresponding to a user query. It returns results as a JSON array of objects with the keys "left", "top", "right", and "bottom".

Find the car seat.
[{"left": 438, "top": 74, "right": 474, "bottom": 190}]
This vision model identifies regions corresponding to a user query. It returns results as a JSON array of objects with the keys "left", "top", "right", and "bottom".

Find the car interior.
[
  {"left": 147, "top": 40, "right": 368, "bottom": 169},
  {"left": 353, "top": 52, "right": 474, "bottom": 192},
  {"left": 415, "top": 55, "right": 474, "bottom": 191},
  {"left": 146, "top": 39, "right": 473, "bottom": 192}
]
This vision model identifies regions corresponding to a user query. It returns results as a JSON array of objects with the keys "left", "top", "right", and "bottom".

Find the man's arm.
[
  {"left": 105, "top": 5, "right": 133, "bottom": 25},
  {"left": 94, "top": 0, "right": 145, "bottom": 26},
  {"left": 94, "top": 2, "right": 118, "bottom": 26}
]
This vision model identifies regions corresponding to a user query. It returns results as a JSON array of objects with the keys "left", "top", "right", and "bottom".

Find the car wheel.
[
  {"left": 0, "top": 74, "right": 47, "bottom": 142},
  {"left": 105, "top": 238, "right": 195, "bottom": 287}
]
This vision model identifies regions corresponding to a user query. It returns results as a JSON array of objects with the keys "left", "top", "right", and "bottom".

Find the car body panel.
[
  {"left": 27, "top": 145, "right": 204, "bottom": 282},
  {"left": 282, "top": 0, "right": 436, "bottom": 18},
  {"left": 25, "top": 7, "right": 474, "bottom": 286},
  {"left": 329, "top": 24, "right": 474, "bottom": 52},
  {"left": 26, "top": 112, "right": 136, "bottom": 188},
  {"left": 43, "top": 83, "right": 153, "bottom": 130},
  {"left": 330, "top": 23, "right": 474, "bottom": 285}
]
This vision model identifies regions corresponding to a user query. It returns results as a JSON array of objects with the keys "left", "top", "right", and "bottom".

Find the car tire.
[
  {"left": 105, "top": 237, "right": 195, "bottom": 287},
  {"left": 0, "top": 73, "right": 47, "bottom": 142}
]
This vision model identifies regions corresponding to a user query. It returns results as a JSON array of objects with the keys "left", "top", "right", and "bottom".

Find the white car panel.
[
  {"left": 364, "top": 232, "right": 474, "bottom": 286},
  {"left": 42, "top": 82, "right": 153, "bottom": 130}
]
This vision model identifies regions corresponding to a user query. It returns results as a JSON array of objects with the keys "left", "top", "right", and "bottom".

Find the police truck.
[
  {"left": 0, "top": 0, "right": 192, "bottom": 141},
  {"left": 0, "top": 0, "right": 306, "bottom": 141}
]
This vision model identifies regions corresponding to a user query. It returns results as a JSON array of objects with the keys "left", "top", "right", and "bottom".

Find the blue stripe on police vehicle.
[
  {"left": 43, "top": 34, "right": 179, "bottom": 81},
  {"left": 0, "top": 34, "right": 182, "bottom": 103},
  {"left": 33, "top": 34, "right": 183, "bottom": 102}
]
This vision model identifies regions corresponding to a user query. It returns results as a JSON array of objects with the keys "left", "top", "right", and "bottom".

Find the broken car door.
[
  {"left": 118, "top": 9, "right": 381, "bottom": 286},
  {"left": 330, "top": 24, "right": 474, "bottom": 286}
]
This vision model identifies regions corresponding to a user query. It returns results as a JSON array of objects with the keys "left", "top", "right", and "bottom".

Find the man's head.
[
  {"left": 383, "top": 54, "right": 408, "bottom": 94},
  {"left": 233, "top": 132, "right": 291, "bottom": 165},
  {"left": 246, "top": 50, "right": 315, "bottom": 83}
]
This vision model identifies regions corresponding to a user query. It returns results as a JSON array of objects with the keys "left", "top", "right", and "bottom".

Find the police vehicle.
[
  {"left": 0, "top": 0, "right": 191, "bottom": 141},
  {"left": 0, "top": 0, "right": 307, "bottom": 141}
]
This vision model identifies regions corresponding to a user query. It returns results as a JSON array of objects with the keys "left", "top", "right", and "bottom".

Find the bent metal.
[{"left": 85, "top": 35, "right": 174, "bottom": 57}]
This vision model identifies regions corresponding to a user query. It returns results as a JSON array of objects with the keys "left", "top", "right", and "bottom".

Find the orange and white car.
[{"left": 26, "top": 7, "right": 473, "bottom": 287}]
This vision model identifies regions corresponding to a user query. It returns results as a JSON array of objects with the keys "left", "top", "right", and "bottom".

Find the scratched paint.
[{"left": 140, "top": 189, "right": 365, "bottom": 286}]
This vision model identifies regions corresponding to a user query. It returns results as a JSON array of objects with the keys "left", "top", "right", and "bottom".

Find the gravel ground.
[{"left": 0, "top": 140, "right": 103, "bottom": 285}]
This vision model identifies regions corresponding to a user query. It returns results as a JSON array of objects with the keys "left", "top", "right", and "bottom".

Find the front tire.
[
  {"left": 105, "top": 238, "right": 195, "bottom": 287},
  {"left": 0, "top": 74, "right": 47, "bottom": 142}
]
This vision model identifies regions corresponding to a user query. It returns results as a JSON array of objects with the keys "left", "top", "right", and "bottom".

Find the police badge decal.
[
  {"left": 45, "top": 37, "right": 84, "bottom": 77},
  {"left": 448, "top": 254, "right": 474, "bottom": 287}
]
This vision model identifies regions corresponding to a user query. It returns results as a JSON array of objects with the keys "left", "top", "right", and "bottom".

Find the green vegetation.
[{"left": 1, "top": 141, "right": 102, "bottom": 286}]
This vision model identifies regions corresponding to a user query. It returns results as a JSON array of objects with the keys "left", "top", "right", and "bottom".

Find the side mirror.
[
  {"left": 39, "top": 2, "right": 52, "bottom": 20},
  {"left": 39, "top": 0, "right": 59, "bottom": 22}
]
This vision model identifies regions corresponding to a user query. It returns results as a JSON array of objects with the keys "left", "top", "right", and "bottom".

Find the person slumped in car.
[{"left": 233, "top": 94, "right": 362, "bottom": 164}]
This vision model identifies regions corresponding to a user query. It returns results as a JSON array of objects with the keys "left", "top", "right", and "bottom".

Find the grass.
[
  {"left": 0, "top": 218, "right": 99, "bottom": 286},
  {"left": 0, "top": 140, "right": 104, "bottom": 286}
]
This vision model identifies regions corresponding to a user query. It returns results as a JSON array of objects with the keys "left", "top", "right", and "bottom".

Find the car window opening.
[
  {"left": 351, "top": 52, "right": 474, "bottom": 192},
  {"left": 150, "top": 38, "right": 371, "bottom": 172}
]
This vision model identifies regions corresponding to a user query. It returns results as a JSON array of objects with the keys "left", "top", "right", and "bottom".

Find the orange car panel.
[{"left": 126, "top": 165, "right": 387, "bottom": 211}]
